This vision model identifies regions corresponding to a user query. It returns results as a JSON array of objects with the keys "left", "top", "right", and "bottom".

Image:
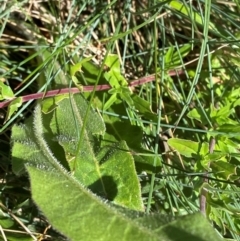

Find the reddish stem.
[{"left": 0, "top": 69, "right": 184, "bottom": 109}]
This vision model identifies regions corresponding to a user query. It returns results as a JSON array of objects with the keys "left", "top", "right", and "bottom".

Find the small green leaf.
[
  {"left": 216, "top": 139, "right": 239, "bottom": 154},
  {"left": 36, "top": 48, "right": 70, "bottom": 88},
  {"left": 104, "top": 54, "right": 128, "bottom": 87},
  {"left": 211, "top": 161, "right": 237, "bottom": 180},
  {"left": 134, "top": 153, "right": 162, "bottom": 173},
  {"left": 187, "top": 108, "right": 210, "bottom": 125},
  {"left": 207, "top": 189, "right": 240, "bottom": 215},
  {"left": 0, "top": 81, "right": 14, "bottom": 100},
  {"left": 207, "top": 207, "right": 225, "bottom": 235},
  {"left": 70, "top": 57, "right": 93, "bottom": 76},
  {"left": 72, "top": 75, "right": 83, "bottom": 90},
  {"left": 211, "top": 103, "right": 234, "bottom": 120},
  {"left": 164, "top": 46, "right": 174, "bottom": 66},
  {"left": 104, "top": 54, "right": 120, "bottom": 71},
  {"left": 132, "top": 94, "right": 153, "bottom": 113},
  {"left": 71, "top": 75, "right": 84, "bottom": 92},
  {"left": 167, "top": 138, "right": 201, "bottom": 157},
  {"left": 204, "top": 152, "right": 226, "bottom": 162},
  {"left": 164, "top": 44, "right": 191, "bottom": 68},
  {"left": 187, "top": 108, "right": 202, "bottom": 122},
  {"left": 153, "top": 212, "right": 222, "bottom": 241},
  {"left": 5, "top": 97, "right": 22, "bottom": 122},
  {"left": 104, "top": 93, "right": 118, "bottom": 110},
  {"left": 217, "top": 124, "right": 240, "bottom": 136},
  {"left": 234, "top": 97, "right": 240, "bottom": 107},
  {"left": 104, "top": 70, "right": 122, "bottom": 89},
  {"left": 81, "top": 61, "right": 103, "bottom": 83},
  {"left": 169, "top": 1, "right": 216, "bottom": 31},
  {"left": 199, "top": 142, "right": 209, "bottom": 156},
  {"left": 120, "top": 87, "right": 134, "bottom": 107},
  {"left": 132, "top": 94, "right": 158, "bottom": 121},
  {"left": 41, "top": 95, "right": 69, "bottom": 114}
]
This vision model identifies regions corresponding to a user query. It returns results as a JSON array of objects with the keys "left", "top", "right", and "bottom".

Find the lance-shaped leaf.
[{"left": 26, "top": 165, "right": 222, "bottom": 241}]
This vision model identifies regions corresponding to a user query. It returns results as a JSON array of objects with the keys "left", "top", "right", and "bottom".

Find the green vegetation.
[{"left": 1, "top": 0, "right": 240, "bottom": 240}]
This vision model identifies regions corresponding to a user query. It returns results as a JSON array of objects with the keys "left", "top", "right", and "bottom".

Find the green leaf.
[
  {"left": 147, "top": 212, "right": 222, "bottom": 241},
  {"left": 72, "top": 75, "right": 84, "bottom": 90},
  {"left": 41, "top": 94, "right": 69, "bottom": 114},
  {"left": 70, "top": 57, "right": 93, "bottom": 76},
  {"left": 164, "top": 46, "right": 174, "bottom": 66},
  {"left": 199, "top": 142, "right": 210, "bottom": 156},
  {"left": 206, "top": 188, "right": 240, "bottom": 215},
  {"left": 132, "top": 94, "right": 158, "bottom": 122},
  {"left": 5, "top": 97, "right": 22, "bottom": 122},
  {"left": 167, "top": 138, "right": 202, "bottom": 158},
  {"left": 134, "top": 153, "right": 162, "bottom": 173},
  {"left": 81, "top": 61, "right": 103, "bottom": 84},
  {"left": 0, "top": 81, "right": 14, "bottom": 100},
  {"left": 164, "top": 44, "right": 191, "bottom": 68},
  {"left": 104, "top": 54, "right": 121, "bottom": 72},
  {"left": 187, "top": 108, "right": 210, "bottom": 125},
  {"left": 216, "top": 139, "right": 239, "bottom": 154},
  {"left": 101, "top": 104, "right": 162, "bottom": 173},
  {"left": 210, "top": 104, "right": 235, "bottom": 126},
  {"left": 103, "top": 117, "right": 143, "bottom": 149},
  {"left": 104, "top": 54, "right": 128, "bottom": 87},
  {"left": 26, "top": 165, "right": 151, "bottom": 241},
  {"left": 11, "top": 112, "right": 70, "bottom": 176},
  {"left": 169, "top": 1, "right": 216, "bottom": 31},
  {"left": 50, "top": 94, "right": 143, "bottom": 210},
  {"left": 204, "top": 152, "right": 226, "bottom": 162},
  {"left": 26, "top": 165, "right": 221, "bottom": 241},
  {"left": 210, "top": 161, "right": 237, "bottom": 180},
  {"left": 102, "top": 106, "right": 142, "bottom": 145},
  {"left": 11, "top": 118, "right": 39, "bottom": 175},
  {"left": 211, "top": 104, "right": 233, "bottom": 119},
  {"left": 104, "top": 92, "right": 118, "bottom": 110},
  {"left": 217, "top": 124, "right": 240, "bottom": 136},
  {"left": 12, "top": 94, "right": 143, "bottom": 210},
  {"left": 120, "top": 87, "right": 134, "bottom": 107}
]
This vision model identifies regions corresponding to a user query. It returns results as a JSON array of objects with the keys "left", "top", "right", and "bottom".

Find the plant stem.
[{"left": 0, "top": 69, "right": 184, "bottom": 109}]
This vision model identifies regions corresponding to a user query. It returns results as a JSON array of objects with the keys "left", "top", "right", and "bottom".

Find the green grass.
[{"left": 1, "top": 0, "right": 240, "bottom": 240}]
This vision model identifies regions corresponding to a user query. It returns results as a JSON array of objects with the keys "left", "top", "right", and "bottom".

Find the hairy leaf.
[
  {"left": 49, "top": 94, "right": 143, "bottom": 210},
  {"left": 26, "top": 165, "right": 222, "bottom": 241},
  {"left": 12, "top": 94, "right": 143, "bottom": 210}
]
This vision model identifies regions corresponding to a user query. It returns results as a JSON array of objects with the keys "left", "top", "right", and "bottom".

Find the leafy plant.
[
  {"left": 1, "top": 0, "right": 240, "bottom": 240},
  {"left": 11, "top": 94, "right": 222, "bottom": 241}
]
